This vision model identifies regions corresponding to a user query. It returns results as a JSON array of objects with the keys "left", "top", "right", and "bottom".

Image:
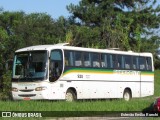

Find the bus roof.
[{"left": 15, "top": 43, "right": 152, "bottom": 57}]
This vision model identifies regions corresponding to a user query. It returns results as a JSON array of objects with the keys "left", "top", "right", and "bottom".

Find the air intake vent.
[{"left": 18, "top": 94, "right": 36, "bottom": 97}]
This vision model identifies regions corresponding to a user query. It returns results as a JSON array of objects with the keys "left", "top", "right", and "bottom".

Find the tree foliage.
[
  {"left": 0, "top": 11, "right": 68, "bottom": 70},
  {"left": 67, "top": 0, "right": 160, "bottom": 51},
  {"left": 0, "top": 1, "right": 159, "bottom": 72},
  {"left": 0, "top": 11, "right": 70, "bottom": 97}
]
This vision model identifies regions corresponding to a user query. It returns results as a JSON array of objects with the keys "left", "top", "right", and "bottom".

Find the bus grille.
[
  {"left": 18, "top": 94, "right": 36, "bottom": 97},
  {"left": 19, "top": 89, "right": 34, "bottom": 92}
]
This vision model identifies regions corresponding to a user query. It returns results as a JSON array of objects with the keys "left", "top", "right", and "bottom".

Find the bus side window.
[
  {"left": 146, "top": 57, "right": 152, "bottom": 71},
  {"left": 139, "top": 57, "right": 146, "bottom": 70},
  {"left": 117, "top": 55, "right": 124, "bottom": 69},
  {"left": 75, "top": 51, "right": 82, "bottom": 67},
  {"left": 101, "top": 54, "right": 107, "bottom": 68},
  {"left": 133, "top": 56, "right": 137, "bottom": 70},
  {"left": 92, "top": 53, "right": 100, "bottom": 68},
  {"left": 110, "top": 54, "right": 116, "bottom": 69},
  {"left": 124, "top": 56, "right": 131, "bottom": 70},
  {"left": 83, "top": 52, "right": 91, "bottom": 67},
  {"left": 64, "top": 51, "right": 74, "bottom": 66},
  {"left": 108, "top": 54, "right": 113, "bottom": 68}
]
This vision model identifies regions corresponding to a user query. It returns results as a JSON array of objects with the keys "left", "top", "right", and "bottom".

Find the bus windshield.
[{"left": 12, "top": 50, "right": 48, "bottom": 82}]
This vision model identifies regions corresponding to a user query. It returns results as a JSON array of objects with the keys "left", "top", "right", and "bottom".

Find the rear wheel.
[
  {"left": 123, "top": 89, "right": 131, "bottom": 101},
  {"left": 65, "top": 89, "right": 77, "bottom": 102}
]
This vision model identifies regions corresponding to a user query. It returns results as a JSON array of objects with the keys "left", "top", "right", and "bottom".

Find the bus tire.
[
  {"left": 65, "top": 89, "right": 77, "bottom": 102},
  {"left": 123, "top": 89, "right": 131, "bottom": 101}
]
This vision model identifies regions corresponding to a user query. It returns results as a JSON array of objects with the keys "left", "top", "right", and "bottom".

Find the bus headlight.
[
  {"left": 35, "top": 86, "right": 47, "bottom": 91},
  {"left": 12, "top": 87, "right": 18, "bottom": 92}
]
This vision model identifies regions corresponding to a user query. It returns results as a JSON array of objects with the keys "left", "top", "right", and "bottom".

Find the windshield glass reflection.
[{"left": 12, "top": 51, "right": 48, "bottom": 81}]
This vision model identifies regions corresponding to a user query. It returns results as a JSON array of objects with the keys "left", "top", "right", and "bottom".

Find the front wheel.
[
  {"left": 65, "top": 89, "right": 77, "bottom": 102},
  {"left": 123, "top": 89, "right": 131, "bottom": 101}
]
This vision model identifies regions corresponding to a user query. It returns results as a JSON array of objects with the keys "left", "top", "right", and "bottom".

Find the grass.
[
  {"left": 0, "top": 98, "right": 155, "bottom": 111},
  {"left": 0, "top": 70, "right": 160, "bottom": 118},
  {"left": 0, "top": 98, "right": 156, "bottom": 118},
  {"left": 154, "top": 70, "right": 160, "bottom": 97}
]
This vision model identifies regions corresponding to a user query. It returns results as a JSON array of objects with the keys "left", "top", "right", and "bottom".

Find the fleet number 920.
[{"left": 77, "top": 74, "right": 83, "bottom": 78}]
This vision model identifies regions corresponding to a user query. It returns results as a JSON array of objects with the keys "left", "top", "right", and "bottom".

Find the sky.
[
  {"left": 0, "top": 0, "right": 80, "bottom": 19},
  {"left": 0, "top": 0, "right": 159, "bottom": 19}
]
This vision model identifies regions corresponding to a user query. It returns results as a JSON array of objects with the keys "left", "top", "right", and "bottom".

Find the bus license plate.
[{"left": 23, "top": 97, "right": 30, "bottom": 100}]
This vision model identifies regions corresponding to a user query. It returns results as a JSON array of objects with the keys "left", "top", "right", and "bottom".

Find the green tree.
[
  {"left": 67, "top": 0, "right": 160, "bottom": 51},
  {"left": 0, "top": 11, "right": 68, "bottom": 98}
]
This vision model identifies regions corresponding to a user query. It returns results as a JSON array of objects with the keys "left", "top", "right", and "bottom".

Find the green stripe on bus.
[
  {"left": 141, "top": 71, "right": 154, "bottom": 76},
  {"left": 63, "top": 68, "right": 113, "bottom": 76},
  {"left": 63, "top": 68, "right": 154, "bottom": 76}
]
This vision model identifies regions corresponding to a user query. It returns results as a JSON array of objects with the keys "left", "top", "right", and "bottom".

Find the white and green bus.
[{"left": 12, "top": 43, "right": 154, "bottom": 101}]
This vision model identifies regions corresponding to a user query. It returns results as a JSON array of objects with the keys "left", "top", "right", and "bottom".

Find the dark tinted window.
[
  {"left": 92, "top": 53, "right": 100, "bottom": 67},
  {"left": 146, "top": 57, "right": 152, "bottom": 71},
  {"left": 75, "top": 51, "right": 82, "bottom": 67},
  {"left": 124, "top": 56, "right": 131, "bottom": 69},
  {"left": 83, "top": 52, "right": 91, "bottom": 67},
  {"left": 109, "top": 54, "right": 116, "bottom": 69},
  {"left": 101, "top": 54, "right": 108, "bottom": 68},
  {"left": 132, "top": 56, "right": 139, "bottom": 70},
  {"left": 117, "top": 55, "right": 124, "bottom": 69},
  {"left": 65, "top": 51, "right": 74, "bottom": 66},
  {"left": 139, "top": 57, "right": 146, "bottom": 70}
]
